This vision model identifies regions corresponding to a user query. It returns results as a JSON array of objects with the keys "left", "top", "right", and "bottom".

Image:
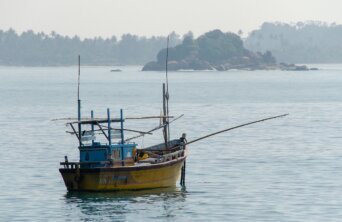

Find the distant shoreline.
[
  {"left": 0, "top": 64, "right": 335, "bottom": 71},
  {"left": 2, "top": 22, "right": 342, "bottom": 67}
]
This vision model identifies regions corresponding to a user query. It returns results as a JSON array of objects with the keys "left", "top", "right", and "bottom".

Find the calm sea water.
[{"left": 1, "top": 65, "right": 342, "bottom": 221}]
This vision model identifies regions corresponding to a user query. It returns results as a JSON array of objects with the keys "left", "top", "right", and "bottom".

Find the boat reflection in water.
[{"left": 64, "top": 187, "right": 187, "bottom": 220}]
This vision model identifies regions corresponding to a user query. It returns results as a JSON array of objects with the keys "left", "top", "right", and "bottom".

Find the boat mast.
[
  {"left": 162, "top": 83, "right": 168, "bottom": 148},
  {"left": 120, "top": 109, "right": 124, "bottom": 144},
  {"left": 163, "top": 35, "right": 170, "bottom": 148},
  {"left": 91, "top": 110, "right": 94, "bottom": 145},
  {"left": 77, "top": 55, "right": 82, "bottom": 147}
]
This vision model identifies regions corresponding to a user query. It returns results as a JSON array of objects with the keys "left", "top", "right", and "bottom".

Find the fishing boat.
[
  {"left": 60, "top": 45, "right": 189, "bottom": 191},
  {"left": 59, "top": 41, "right": 288, "bottom": 192},
  {"left": 59, "top": 111, "right": 188, "bottom": 191}
]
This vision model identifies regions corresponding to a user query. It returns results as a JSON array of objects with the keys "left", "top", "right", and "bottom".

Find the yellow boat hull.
[{"left": 59, "top": 157, "right": 185, "bottom": 191}]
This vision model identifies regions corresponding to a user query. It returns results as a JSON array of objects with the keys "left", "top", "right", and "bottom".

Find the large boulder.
[
  {"left": 141, "top": 61, "right": 164, "bottom": 71},
  {"left": 142, "top": 29, "right": 279, "bottom": 71}
]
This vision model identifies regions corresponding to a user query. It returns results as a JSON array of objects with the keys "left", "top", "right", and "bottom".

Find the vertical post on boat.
[
  {"left": 165, "top": 35, "right": 170, "bottom": 144},
  {"left": 180, "top": 133, "right": 187, "bottom": 188},
  {"left": 120, "top": 109, "right": 124, "bottom": 144},
  {"left": 77, "top": 55, "right": 82, "bottom": 147},
  {"left": 91, "top": 110, "right": 94, "bottom": 146},
  {"left": 107, "top": 108, "right": 111, "bottom": 146},
  {"left": 180, "top": 161, "right": 184, "bottom": 186},
  {"left": 120, "top": 109, "right": 124, "bottom": 164},
  {"left": 162, "top": 83, "right": 168, "bottom": 148},
  {"left": 180, "top": 160, "right": 186, "bottom": 187}
]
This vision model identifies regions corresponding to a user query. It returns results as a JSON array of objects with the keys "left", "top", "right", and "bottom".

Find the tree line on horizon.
[
  {"left": 1, "top": 21, "right": 342, "bottom": 66},
  {"left": 245, "top": 21, "right": 342, "bottom": 63},
  {"left": 0, "top": 29, "right": 182, "bottom": 66}
]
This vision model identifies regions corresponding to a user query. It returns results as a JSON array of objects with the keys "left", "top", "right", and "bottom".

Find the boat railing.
[
  {"left": 60, "top": 161, "right": 109, "bottom": 169},
  {"left": 161, "top": 149, "right": 184, "bottom": 161},
  {"left": 139, "top": 149, "right": 185, "bottom": 164},
  {"left": 60, "top": 149, "right": 185, "bottom": 168},
  {"left": 60, "top": 160, "right": 137, "bottom": 168}
]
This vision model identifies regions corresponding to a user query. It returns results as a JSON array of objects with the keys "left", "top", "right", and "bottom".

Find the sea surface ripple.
[{"left": 1, "top": 65, "right": 342, "bottom": 221}]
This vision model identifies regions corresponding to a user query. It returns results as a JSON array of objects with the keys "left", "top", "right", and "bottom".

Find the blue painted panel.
[
  {"left": 80, "top": 149, "right": 107, "bottom": 162},
  {"left": 123, "top": 146, "right": 133, "bottom": 159},
  {"left": 110, "top": 143, "right": 136, "bottom": 160}
]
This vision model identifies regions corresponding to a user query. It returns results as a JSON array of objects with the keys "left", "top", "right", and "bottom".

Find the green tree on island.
[{"left": 143, "top": 29, "right": 276, "bottom": 71}]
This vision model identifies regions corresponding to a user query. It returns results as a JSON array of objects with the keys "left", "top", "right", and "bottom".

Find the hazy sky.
[{"left": 1, "top": 0, "right": 342, "bottom": 38}]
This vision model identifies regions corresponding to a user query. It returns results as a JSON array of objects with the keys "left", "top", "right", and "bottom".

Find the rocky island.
[{"left": 142, "top": 30, "right": 315, "bottom": 71}]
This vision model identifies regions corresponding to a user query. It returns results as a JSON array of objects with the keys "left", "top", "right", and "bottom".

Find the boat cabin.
[
  {"left": 65, "top": 107, "right": 186, "bottom": 169},
  {"left": 67, "top": 108, "right": 137, "bottom": 168}
]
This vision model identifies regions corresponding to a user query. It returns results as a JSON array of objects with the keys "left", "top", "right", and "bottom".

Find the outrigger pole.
[
  {"left": 152, "top": 114, "right": 289, "bottom": 152},
  {"left": 187, "top": 114, "right": 289, "bottom": 145},
  {"left": 125, "top": 114, "right": 184, "bottom": 142},
  {"left": 77, "top": 55, "right": 82, "bottom": 147},
  {"left": 179, "top": 114, "right": 288, "bottom": 187}
]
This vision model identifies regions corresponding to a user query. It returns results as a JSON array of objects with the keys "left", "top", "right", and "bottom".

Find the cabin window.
[{"left": 113, "top": 150, "right": 121, "bottom": 160}]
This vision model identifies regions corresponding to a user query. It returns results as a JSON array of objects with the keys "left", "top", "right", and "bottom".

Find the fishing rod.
[
  {"left": 98, "top": 125, "right": 153, "bottom": 135},
  {"left": 125, "top": 114, "right": 184, "bottom": 142},
  {"left": 186, "top": 114, "right": 288, "bottom": 145},
  {"left": 143, "top": 114, "right": 288, "bottom": 152},
  {"left": 178, "top": 113, "right": 288, "bottom": 187}
]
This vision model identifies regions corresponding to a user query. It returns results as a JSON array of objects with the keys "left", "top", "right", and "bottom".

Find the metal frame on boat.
[
  {"left": 59, "top": 105, "right": 188, "bottom": 191},
  {"left": 60, "top": 50, "right": 187, "bottom": 191}
]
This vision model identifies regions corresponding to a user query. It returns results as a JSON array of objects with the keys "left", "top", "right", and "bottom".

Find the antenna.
[
  {"left": 165, "top": 35, "right": 170, "bottom": 143},
  {"left": 165, "top": 35, "right": 169, "bottom": 92},
  {"left": 78, "top": 55, "right": 81, "bottom": 101},
  {"left": 77, "top": 55, "right": 82, "bottom": 146}
]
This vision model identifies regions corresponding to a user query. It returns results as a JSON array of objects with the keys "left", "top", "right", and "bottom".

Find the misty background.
[
  {"left": 2, "top": 0, "right": 342, "bottom": 66},
  {"left": 1, "top": 21, "right": 342, "bottom": 66}
]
